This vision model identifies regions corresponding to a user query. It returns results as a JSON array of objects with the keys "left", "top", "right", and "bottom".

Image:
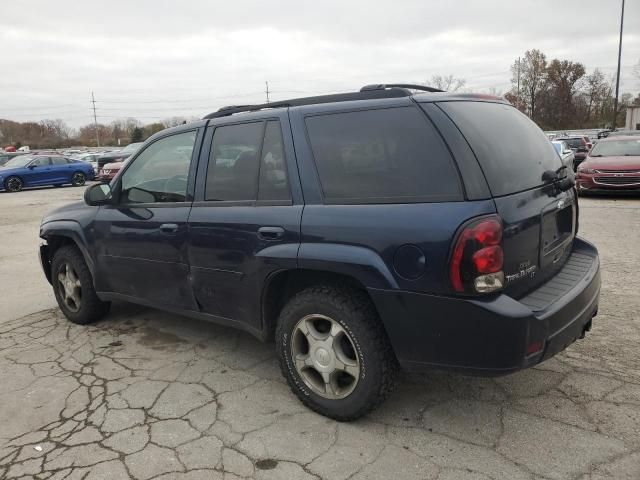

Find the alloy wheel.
[
  {"left": 57, "top": 263, "right": 82, "bottom": 312},
  {"left": 290, "top": 314, "right": 360, "bottom": 399},
  {"left": 6, "top": 177, "right": 23, "bottom": 192},
  {"left": 72, "top": 172, "right": 86, "bottom": 186}
]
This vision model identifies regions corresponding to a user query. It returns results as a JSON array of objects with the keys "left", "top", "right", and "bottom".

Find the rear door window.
[
  {"left": 437, "top": 101, "right": 561, "bottom": 197},
  {"left": 258, "top": 121, "right": 290, "bottom": 201},
  {"left": 305, "top": 107, "right": 462, "bottom": 203},
  {"left": 51, "top": 157, "right": 69, "bottom": 165},
  {"left": 205, "top": 122, "right": 263, "bottom": 201}
]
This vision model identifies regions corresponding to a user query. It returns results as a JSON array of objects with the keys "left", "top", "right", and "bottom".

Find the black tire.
[
  {"left": 276, "top": 285, "right": 396, "bottom": 421},
  {"left": 4, "top": 176, "right": 23, "bottom": 192},
  {"left": 51, "top": 245, "right": 110, "bottom": 324},
  {"left": 71, "top": 172, "right": 86, "bottom": 186}
]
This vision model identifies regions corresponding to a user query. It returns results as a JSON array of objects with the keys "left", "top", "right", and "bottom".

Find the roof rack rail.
[
  {"left": 360, "top": 83, "right": 445, "bottom": 93},
  {"left": 203, "top": 83, "right": 440, "bottom": 119}
]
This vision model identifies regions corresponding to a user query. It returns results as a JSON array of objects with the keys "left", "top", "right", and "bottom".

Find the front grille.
[
  {"left": 594, "top": 176, "right": 640, "bottom": 185},
  {"left": 596, "top": 169, "right": 640, "bottom": 174}
]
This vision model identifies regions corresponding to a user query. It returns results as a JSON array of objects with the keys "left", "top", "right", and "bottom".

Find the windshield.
[
  {"left": 3, "top": 155, "right": 33, "bottom": 168},
  {"left": 590, "top": 139, "right": 640, "bottom": 157},
  {"left": 552, "top": 143, "right": 562, "bottom": 153}
]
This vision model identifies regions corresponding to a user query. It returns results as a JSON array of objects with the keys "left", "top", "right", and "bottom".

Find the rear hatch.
[{"left": 437, "top": 101, "right": 576, "bottom": 298}]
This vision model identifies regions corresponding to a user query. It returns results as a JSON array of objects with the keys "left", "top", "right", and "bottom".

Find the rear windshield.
[
  {"left": 305, "top": 106, "right": 462, "bottom": 203},
  {"left": 563, "top": 138, "right": 583, "bottom": 149},
  {"left": 590, "top": 139, "right": 640, "bottom": 157},
  {"left": 438, "top": 101, "right": 561, "bottom": 196}
]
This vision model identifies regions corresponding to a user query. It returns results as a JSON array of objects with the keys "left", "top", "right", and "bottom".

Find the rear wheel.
[
  {"left": 4, "top": 176, "right": 23, "bottom": 192},
  {"left": 51, "top": 245, "right": 110, "bottom": 324},
  {"left": 276, "top": 285, "right": 396, "bottom": 421},
  {"left": 71, "top": 172, "right": 86, "bottom": 186}
]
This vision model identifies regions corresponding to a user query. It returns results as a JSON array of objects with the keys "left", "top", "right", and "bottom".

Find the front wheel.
[
  {"left": 71, "top": 172, "right": 86, "bottom": 186},
  {"left": 276, "top": 285, "right": 396, "bottom": 421},
  {"left": 4, "top": 176, "right": 23, "bottom": 192},
  {"left": 51, "top": 245, "right": 110, "bottom": 324}
]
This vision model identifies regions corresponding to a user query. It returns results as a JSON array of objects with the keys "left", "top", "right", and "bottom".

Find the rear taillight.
[{"left": 450, "top": 216, "right": 504, "bottom": 294}]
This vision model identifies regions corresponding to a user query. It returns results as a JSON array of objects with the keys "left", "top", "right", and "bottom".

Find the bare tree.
[
  {"left": 427, "top": 75, "right": 466, "bottom": 92},
  {"left": 583, "top": 69, "right": 608, "bottom": 121},
  {"left": 519, "top": 49, "right": 548, "bottom": 120}
]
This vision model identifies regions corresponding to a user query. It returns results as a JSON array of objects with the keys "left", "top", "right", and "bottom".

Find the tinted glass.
[
  {"left": 258, "top": 121, "right": 290, "bottom": 201},
  {"left": 32, "top": 157, "right": 50, "bottom": 166},
  {"left": 439, "top": 102, "right": 561, "bottom": 196},
  {"left": 120, "top": 131, "right": 196, "bottom": 203},
  {"left": 563, "top": 138, "right": 583, "bottom": 149},
  {"left": 206, "top": 122, "right": 263, "bottom": 201},
  {"left": 51, "top": 157, "right": 69, "bottom": 165},
  {"left": 590, "top": 139, "right": 640, "bottom": 157},
  {"left": 305, "top": 107, "right": 462, "bottom": 202}
]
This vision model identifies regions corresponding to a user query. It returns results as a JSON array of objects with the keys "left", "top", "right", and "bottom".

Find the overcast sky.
[{"left": 1, "top": 0, "right": 639, "bottom": 128}]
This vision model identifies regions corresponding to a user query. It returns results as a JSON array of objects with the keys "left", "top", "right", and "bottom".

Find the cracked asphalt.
[{"left": 1, "top": 186, "right": 639, "bottom": 480}]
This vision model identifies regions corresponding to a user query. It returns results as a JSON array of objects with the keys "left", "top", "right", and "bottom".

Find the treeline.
[
  {"left": 0, "top": 116, "right": 195, "bottom": 150},
  {"left": 505, "top": 49, "right": 640, "bottom": 130}
]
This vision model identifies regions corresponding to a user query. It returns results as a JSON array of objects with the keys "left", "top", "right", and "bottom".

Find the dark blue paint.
[{"left": 39, "top": 94, "right": 600, "bottom": 374}]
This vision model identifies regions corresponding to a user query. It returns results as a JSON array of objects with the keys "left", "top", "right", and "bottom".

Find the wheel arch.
[
  {"left": 40, "top": 221, "right": 95, "bottom": 284},
  {"left": 261, "top": 268, "right": 388, "bottom": 342}
]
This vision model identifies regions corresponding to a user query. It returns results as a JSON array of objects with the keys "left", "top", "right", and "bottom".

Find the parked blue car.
[{"left": 0, "top": 154, "right": 94, "bottom": 192}]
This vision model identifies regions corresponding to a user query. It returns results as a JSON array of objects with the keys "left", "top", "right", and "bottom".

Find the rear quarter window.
[
  {"left": 438, "top": 101, "right": 561, "bottom": 197},
  {"left": 305, "top": 106, "right": 463, "bottom": 203}
]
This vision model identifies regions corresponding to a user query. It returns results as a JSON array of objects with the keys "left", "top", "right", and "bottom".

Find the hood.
[
  {"left": 582, "top": 155, "right": 640, "bottom": 171},
  {"left": 99, "top": 151, "right": 128, "bottom": 161},
  {"left": 103, "top": 161, "right": 125, "bottom": 169},
  {"left": 41, "top": 200, "right": 95, "bottom": 225}
]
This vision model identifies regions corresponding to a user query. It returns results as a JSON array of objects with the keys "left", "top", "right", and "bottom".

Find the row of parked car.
[
  {"left": 547, "top": 129, "right": 640, "bottom": 194},
  {"left": 0, "top": 143, "right": 143, "bottom": 192}
]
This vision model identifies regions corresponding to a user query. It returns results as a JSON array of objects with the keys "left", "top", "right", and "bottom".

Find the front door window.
[{"left": 120, "top": 131, "right": 196, "bottom": 203}]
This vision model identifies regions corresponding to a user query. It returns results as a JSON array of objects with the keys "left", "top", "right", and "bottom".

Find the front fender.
[
  {"left": 297, "top": 243, "right": 398, "bottom": 289},
  {"left": 40, "top": 220, "right": 95, "bottom": 279}
]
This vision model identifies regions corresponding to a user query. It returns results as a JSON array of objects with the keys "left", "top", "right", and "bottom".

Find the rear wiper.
[
  {"left": 542, "top": 165, "right": 575, "bottom": 192},
  {"left": 542, "top": 165, "right": 568, "bottom": 183}
]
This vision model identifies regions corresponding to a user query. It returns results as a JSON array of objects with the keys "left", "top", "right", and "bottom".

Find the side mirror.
[
  {"left": 84, "top": 183, "right": 113, "bottom": 206},
  {"left": 28, "top": 164, "right": 37, "bottom": 169},
  {"left": 563, "top": 149, "right": 572, "bottom": 155}
]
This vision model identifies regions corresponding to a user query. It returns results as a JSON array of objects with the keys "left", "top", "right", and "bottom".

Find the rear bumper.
[{"left": 369, "top": 237, "right": 600, "bottom": 375}]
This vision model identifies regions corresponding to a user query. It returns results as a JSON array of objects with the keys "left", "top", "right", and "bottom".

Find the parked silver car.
[{"left": 552, "top": 140, "right": 576, "bottom": 170}]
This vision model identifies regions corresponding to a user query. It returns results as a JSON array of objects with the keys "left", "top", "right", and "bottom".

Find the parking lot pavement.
[{"left": 1, "top": 187, "right": 639, "bottom": 480}]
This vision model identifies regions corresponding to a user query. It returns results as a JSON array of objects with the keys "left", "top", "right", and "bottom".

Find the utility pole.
[
  {"left": 91, "top": 91, "right": 100, "bottom": 147},
  {"left": 265, "top": 81, "right": 270, "bottom": 103},
  {"left": 612, "top": 0, "right": 625, "bottom": 130}
]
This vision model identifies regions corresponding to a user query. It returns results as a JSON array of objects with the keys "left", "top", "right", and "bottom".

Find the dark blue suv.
[{"left": 39, "top": 84, "right": 600, "bottom": 420}]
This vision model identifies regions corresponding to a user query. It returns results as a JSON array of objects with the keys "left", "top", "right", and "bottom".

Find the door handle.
[
  {"left": 258, "top": 226, "right": 285, "bottom": 241},
  {"left": 160, "top": 223, "right": 179, "bottom": 234}
]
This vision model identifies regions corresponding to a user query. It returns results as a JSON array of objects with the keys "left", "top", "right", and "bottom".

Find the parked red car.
[
  {"left": 576, "top": 136, "right": 640, "bottom": 193},
  {"left": 97, "top": 161, "right": 125, "bottom": 182}
]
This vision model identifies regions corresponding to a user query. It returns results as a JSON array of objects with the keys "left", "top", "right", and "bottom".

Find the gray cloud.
[{"left": 1, "top": 0, "right": 638, "bottom": 127}]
